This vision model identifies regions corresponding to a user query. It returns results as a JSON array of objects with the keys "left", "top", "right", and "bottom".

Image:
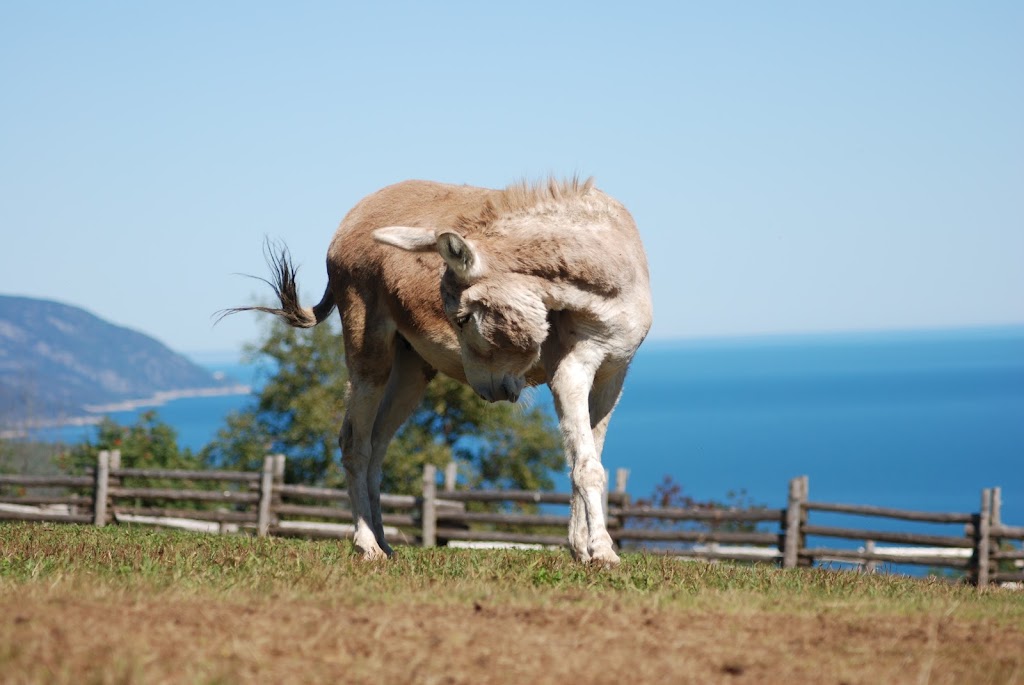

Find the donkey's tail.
[{"left": 217, "top": 240, "right": 335, "bottom": 328}]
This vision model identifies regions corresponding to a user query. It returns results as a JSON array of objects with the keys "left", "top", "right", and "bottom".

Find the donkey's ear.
[
  {"left": 373, "top": 226, "right": 438, "bottom": 251},
  {"left": 437, "top": 231, "right": 486, "bottom": 282}
]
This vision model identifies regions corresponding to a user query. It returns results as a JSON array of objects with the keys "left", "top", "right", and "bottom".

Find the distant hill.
[{"left": 0, "top": 295, "right": 236, "bottom": 426}]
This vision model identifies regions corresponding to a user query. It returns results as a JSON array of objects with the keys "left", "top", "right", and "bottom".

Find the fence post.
[
  {"left": 991, "top": 487, "right": 1001, "bottom": 528},
  {"left": 975, "top": 488, "right": 992, "bottom": 588},
  {"left": 863, "top": 540, "right": 877, "bottom": 574},
  {"left": 107, "top": 449, "right": 122, "bottom": 517},
  {"left": 108, "top": 449, "right": 122, "bottom": 501},
  {"left": 991, "top": 486, "right": 1002, "bottom": 561},
  {"left": 444, "top": 461, "right": 458, "bottom": 493},
  {"left": 272, "top": 454, "right": 286, "bottom": 524},
  {"left": 93, "top": 450, "right": 110, "bottom": 527},
  {"left": 273, "top": 454, "right": 286, "bottom": 484},
  {"left": 422, "top": 464, "right": 437, "bottom": 548},
  {"left": 783, "top": 476, "right": 807, "bottom": 569},
  {"left": 614, "top": 468, "right": 629, "bottom": 495},
  {"left": 257, "top": 456, "right": 275, "bottom": 537},
  {"left": 613, "top": 468, "right": 631, "bottom": 529}
]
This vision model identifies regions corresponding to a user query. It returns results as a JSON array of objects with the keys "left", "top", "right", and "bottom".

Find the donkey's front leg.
[{"left": 551, "top": 356, "right": 619, "bottom": 567}]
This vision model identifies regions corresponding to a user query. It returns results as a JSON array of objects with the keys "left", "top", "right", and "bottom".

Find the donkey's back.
[{"left": 228, "top": 177, "right": 651, "bottom": 564}]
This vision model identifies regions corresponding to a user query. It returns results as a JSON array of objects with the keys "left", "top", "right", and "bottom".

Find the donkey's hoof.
[
  {"left": 355, "top": 540, "right": 389, "bottom": 561},
  {"left": 359, "top": 548, "right": 389, "bottom": 562},
  {"left": 570, "top": 544, "right": 591, "bottom": 563},
  {"left": 588, "top": 547, "right": 621, "bottom": 568}
]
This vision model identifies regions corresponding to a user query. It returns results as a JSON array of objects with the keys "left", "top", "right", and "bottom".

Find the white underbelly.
[{"left": 405, "top": 333, "right": 466, "bottom": 382}]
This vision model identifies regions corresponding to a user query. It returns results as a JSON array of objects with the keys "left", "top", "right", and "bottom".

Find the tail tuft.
[{"left": 215, "top": 239, "right": 334, "bottom": 328}]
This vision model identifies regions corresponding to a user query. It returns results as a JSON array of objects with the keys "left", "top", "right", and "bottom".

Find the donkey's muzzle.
[{"left": 476, "top": 377, "right": 522, "bottom": 404}]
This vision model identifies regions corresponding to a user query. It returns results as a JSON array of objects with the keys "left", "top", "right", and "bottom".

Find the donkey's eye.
[{"left": 456, "top": 313, "right": 472, "bottom": 329}]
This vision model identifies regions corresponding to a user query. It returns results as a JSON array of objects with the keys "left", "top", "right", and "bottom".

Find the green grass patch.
[{"left": 2, "top": 522, "right": 1022, "bottom": 623}]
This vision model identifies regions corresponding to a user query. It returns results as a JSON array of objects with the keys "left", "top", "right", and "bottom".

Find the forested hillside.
[{"left": 0, "top": 295, "right": 227, "bottom": 424}]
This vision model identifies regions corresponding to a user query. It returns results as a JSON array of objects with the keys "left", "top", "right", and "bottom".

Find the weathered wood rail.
[{"left": 1, "top": 452, "right": 1020, "bottom": 587}]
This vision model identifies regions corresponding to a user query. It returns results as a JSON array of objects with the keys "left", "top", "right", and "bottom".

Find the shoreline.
[
  {"left": 81, "top": 383, "right": 252, "bottom": 413},
  {"left": 0, "top": 384, "right": 252, "bottom": 439}
]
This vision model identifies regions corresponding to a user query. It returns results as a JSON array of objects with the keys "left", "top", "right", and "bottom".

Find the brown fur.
[
  {"left": 225, "top": 177, "right": 652, "bottom": 564},
  {"left": 449, "top": 177, "right": 621, "bottom": 295}
]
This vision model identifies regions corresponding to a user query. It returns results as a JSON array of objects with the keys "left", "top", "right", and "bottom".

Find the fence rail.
[{"left": 1, "top": 451, "right": 1020, "bottom": 588}]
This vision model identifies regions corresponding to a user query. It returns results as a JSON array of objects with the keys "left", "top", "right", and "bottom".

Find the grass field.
[{"left": 1, "top": 523, "right": 1022, "bottom": 684}]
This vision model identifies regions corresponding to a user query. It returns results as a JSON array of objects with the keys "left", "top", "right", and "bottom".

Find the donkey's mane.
[
  {"left": 448, "top": 176, "right": 621, "bottom": 294},
  {"left": 454, "top": 176, "right": 597, "bottom": 236},
  {"left": 501, "top": 176, "right": 596, "bottom": 213}
]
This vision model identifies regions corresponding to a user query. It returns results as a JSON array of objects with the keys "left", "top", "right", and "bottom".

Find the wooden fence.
[{"left": 1, "top": 452, "right": 1021, "bottom": 587}]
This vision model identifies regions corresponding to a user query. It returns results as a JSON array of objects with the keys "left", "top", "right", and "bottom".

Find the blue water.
[
  {"left": 608, "top": 328, "right": 1024, "bottom": 523},
  {"left": 30, "top": 327, "right": 1024, "bottom": 534},
  {"left": 30, "top": 363, "right": 264, "bottom": 454}
]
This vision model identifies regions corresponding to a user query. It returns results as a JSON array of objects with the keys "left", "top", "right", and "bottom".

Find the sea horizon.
[
  {"left": 186, "top": 322, "right": 1024, "bottom": 364},
  {"left": 14, "top": 324, "right": 1024, "bottom": 540}
]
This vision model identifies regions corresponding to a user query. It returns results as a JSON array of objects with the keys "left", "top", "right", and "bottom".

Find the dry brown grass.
[{"left": 2, "top": 523, "right": 1022, "bottom": 684}]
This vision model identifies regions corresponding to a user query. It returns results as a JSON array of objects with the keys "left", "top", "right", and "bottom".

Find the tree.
[
  {"left": 201, "top": 320, "right": 349, "bottom": 484},
  {"left": 57, "top": 411, "right": 214, "bottom": 505},
  {"left": 59, "top": 410, "right": 202, "bottom": 474},
  {"left": 622, "top": 474, "right": 769, "bottom": 551},
  {"left": 201, "top": 318, "right": 563, "bottom": 495},
  {"left": 0, "top": 439, "right": 64, "bottom": 477}
]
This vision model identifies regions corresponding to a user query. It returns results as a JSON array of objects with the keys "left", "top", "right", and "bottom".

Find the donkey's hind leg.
[
  {"left": 367, "top": 337, "right": 436, "bottom": 554},
  {"left": 340, "top": 373, "right": 388, "bottom": 560}
]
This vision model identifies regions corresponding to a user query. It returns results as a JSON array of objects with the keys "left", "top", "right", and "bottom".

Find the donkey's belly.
[{"left": 404, "top": 333, "right": 467, "bottom": 383}]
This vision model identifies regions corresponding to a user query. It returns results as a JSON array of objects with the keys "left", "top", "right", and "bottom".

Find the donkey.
[{"left": 228, "top": 178, "right": 652, "bottom": 565}]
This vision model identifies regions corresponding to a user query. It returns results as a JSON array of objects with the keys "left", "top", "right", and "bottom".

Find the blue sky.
[{"left": 2, "top": 2, "right": 1021, "bottom": 355}]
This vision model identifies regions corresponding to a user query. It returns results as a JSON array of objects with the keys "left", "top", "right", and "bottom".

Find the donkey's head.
[{"left": 374, "top": 227, "right": 548, "bottom": 403}]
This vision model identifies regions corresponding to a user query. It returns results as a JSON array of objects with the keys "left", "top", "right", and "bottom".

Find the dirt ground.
[{"left": 3, "top": 593, "right": 1022, "bottom": 685}]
